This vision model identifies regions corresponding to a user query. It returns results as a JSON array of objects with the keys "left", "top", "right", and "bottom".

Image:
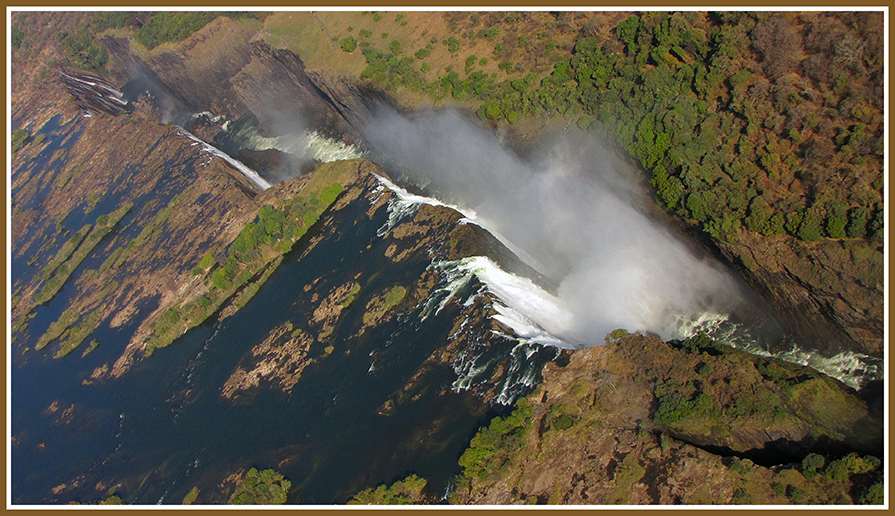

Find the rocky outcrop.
[
  {"left": 104, "top": 16, "right": 377, "bottom": 143},
  {"left": 448, "top": 332, "right": 882, "bottom": 505},
  {"left": 721, "top": 230, "right": 884, "bottom": 358},
  {"left": 10, "top": 78, "right": 273, "bottom": 372},
  {"left": 214, "top": 158, "right": 559, "bottom": 410}
]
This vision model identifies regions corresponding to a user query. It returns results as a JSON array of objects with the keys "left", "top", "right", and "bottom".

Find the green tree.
[
  {"left": 744, "top": 196, "right": 773, "bottom": 234},
  {"left": 825, "top": 200, "right": 848, "bottom": 238},
  {"left": 339, "top": 36, "right": 357, "bottom": 53},
  {"left": 484, "top": 102, "right": 501, "bottom": 121},
  {"left": 798, "top": 211, "right": 824, "bottom": 241},
  {"left": 686, "top": 192, "right": 707, "bottom": 221},
  {"left": 348, "top": 475, "right": 429, "bottom": 505},
  {"left": 847, "top": 206, "right": 872, "bottom": 238},
  {"left": 228, "top": 468, "right": 291, "bottom": 505}
]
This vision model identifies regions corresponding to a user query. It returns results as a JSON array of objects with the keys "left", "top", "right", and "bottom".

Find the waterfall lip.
[
  {"left": 427, "top": 256, "right": 576, "bottom": 351},
  {"left": 374, "top": 173, "right": 554, "bottom": 281},
  {"left": 178, "top": 128, "right": 272, "bottom": 191},
  {"left": 210, "top": 116, "right": 363, "bottom": 166},
  {"left": 373, "top": 173, "right": 476, "bottom": 219}
]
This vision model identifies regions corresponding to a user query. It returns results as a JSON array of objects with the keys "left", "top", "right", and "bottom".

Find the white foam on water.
[
  {"left": 373, "top": 174, "right": 477, "bottom": 236},
  {"left": 494, "top": 343, "right": 545, "bottom": 405},
  {"left": 451, "top": 349, "right": 494, "bottom": 392},
  {"left": 674, "top": 311, "right": 881, "bottom": 390},
  {"left": 179, "top": 130, "right": 272, "bottom": 191},
  {"left": 235, "top": 126, "right": 363, "bottom": 164},
  {"left": 190, "top": 111, "right": 227, "bottom": 124},
  {"left": 306, "top": 131, "right": 363, "bottom": 162},
  {"left": 427, "top": 256, "right": 574, "bottom": 349}
]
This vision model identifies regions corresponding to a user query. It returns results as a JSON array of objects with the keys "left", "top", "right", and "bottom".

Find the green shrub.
[
  {"left": 825, "top": 459, "right": 849, "bottom": 482},
  {"left": 228, "top": 468, "right": 291, "bottom": 505},
  {"left": 801, "top": 453, "right": 825, "bottom": 473},
  {"left": 552, "top": 413, "right": 575, "bottom": 430},
  {"left": 339, "top": 36, "right": 358, "bottom": 53},
  {"left": 348, "top": 474, "right": 429, "bottom": 505},
  {"left": 797, "top": 212, "right": 823, "bottom": 241},
  {"left": 447, "top": 36, "right": 460, "bottom": 53},
  {"left": 728, "top": 458, "right": 749, "bottom": 476},
  {"left": 846, "top": 206, "right": 871, "bottom": 238},
  {"left": 12, "top": 129, "right": 30, "bottom": 152},
  {"left": 825, "top": 200, "right": 848, "bottom": 238},
  {"left": 859, "top": 482, "right": 884, "bottom": 505}
]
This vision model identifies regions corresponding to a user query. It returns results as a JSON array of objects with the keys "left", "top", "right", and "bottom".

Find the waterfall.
[{"left": 179, "top": 129, "right": 272, "bottom": 191}]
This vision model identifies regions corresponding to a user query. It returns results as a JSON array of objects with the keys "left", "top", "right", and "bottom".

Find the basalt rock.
[
  {"left": 719, "top": 230, "right": 883, "bottom": 358},
  {"left": 448, "top": 332, "right": 882, "bottom": 505}
]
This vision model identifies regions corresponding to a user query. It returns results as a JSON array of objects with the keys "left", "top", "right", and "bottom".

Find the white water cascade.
[
  {"left": 372, "top": 170, "right": 883, "bottom": 391},
  {"left": 180, "top": 129, "right": 272, "bottom": 191}
]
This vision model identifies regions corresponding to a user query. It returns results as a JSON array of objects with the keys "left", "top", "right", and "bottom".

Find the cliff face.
[
  {"left": 719, "top": 231, "right": 883, "bottom": 357},
  {"left": 102, "top": 16, "right": 382, "bottom": 143},
  {"left": 9, "top": 11, "right": 884, "bottom": 506},
  {"left": 447, "top": 333, "right": 882, "bottom": 505}
]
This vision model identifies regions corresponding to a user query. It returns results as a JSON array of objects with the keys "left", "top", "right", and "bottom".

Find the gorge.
[{"left": 9, "top": 10, "right": 885, "bottom": 506}]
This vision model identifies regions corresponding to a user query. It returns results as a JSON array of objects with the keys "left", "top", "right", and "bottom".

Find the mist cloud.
[{"left": 364, "top": 108, "right": 746, "bottom": 346}]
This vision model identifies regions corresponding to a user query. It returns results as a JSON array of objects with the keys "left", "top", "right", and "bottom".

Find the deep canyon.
[{"left": 9, "top": 11, "right": 885, "bottom": 505}]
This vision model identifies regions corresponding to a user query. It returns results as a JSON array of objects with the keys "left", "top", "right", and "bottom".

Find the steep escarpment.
[
  {"left": 718, "top": 230, "right": 883, "bottom": 357},
  {"left": 102, "top": 16, "right": 382, "bottom": 143},
  {"left": 11, "top": 11, "right": 883, "bottom": 358}
]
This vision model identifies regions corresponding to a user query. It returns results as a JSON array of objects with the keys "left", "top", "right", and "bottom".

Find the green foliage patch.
[
  {"left": 353, "top": 12, "right": 882, "bottom": 245},
  {"left": 144, "top": 180, "right": 343, "bottom": 355},
  {"left": 348, "top": 474, "right": 429, "bottom": 505},
  {"left": 457, "top": 398, "right": 532, "bottom": 483},
  {"left": 228, "top": 467, "right": 291, "bottom": 505}
]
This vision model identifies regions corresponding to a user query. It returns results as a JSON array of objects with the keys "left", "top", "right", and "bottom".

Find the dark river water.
[
  {"left": 10, "top": 138, "right": 552, "bottom": 504},
  {"left": 10, "top": 108, "right": 881, "bottom": 506}
]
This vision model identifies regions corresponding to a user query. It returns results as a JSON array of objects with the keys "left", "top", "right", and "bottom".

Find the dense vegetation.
[
  {"left": 227, "top": 468, "right": 291, "bottom": 505},
  {"left": 455, "top": 398, "right": 534, "bottom": 486},
  {"left": 348, "top": 474, "right": 431, "bottom": 505},
  {"left": 344, "top": 11, "right": 883, "bottom": 245}
]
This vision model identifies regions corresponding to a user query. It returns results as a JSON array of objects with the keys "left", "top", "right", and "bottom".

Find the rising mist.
[{"left": 364, "top": 108, "right": 747, "bottom": 346}]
